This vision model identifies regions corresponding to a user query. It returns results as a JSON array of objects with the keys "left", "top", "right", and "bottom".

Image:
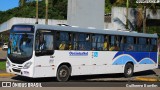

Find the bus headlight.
[{"left": 23, "top": 62, "right": 32, "bottom": 69}]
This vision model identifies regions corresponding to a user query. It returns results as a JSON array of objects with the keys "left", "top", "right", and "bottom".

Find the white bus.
[{"left": 6, "top": 24, "right": 158, "bottom": 82}]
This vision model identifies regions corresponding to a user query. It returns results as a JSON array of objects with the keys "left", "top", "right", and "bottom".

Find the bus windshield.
[
  {"left": 8, "top": 25, "right": 34, "bottom": 64},
  {"left": 8, "top": 33, "right": 34, "bottom": 63}
]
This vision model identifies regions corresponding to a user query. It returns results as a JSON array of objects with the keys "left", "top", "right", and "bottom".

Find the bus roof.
[{"left": 13, "top": 24, "right": 158, "bottom": 38}]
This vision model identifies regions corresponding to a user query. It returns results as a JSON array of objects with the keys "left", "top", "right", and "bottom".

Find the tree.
[
  {"left": 19, "top": 0, "right": 27, "bottom": 7},
  {"left": 105, "top": 0, "right": 112, "bottom": 14},
  {"left": 113, "top": 0, "right": 136, "bottom": 30},
  {"left": 51, "top": 0, "right": 59, "bottom": 7},
  {"left": 112, "top": 0, "right": 159, "bottom": 33},
  {"left": 137, "top": 3, "right": 159, "bottom": 33}
]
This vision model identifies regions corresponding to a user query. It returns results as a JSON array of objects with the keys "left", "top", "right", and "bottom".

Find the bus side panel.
[
  {"left": 70, "top": 51, "right": 125, "bottom": 75},
  {"left": 111, "top": 51, "right": 157, "bottom": 73},
  {"left": 33, "top": 54, "right": 57, "bottom": 78}
]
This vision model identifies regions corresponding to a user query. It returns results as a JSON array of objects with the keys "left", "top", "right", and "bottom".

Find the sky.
[{"left": 0, "top": 0, "right": 19, "bottom": 11}]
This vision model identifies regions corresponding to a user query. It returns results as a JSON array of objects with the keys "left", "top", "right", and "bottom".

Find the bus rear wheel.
[
  {"left": 56, "top": 65, "right": 70, "bottom": 82},
  {"left": 124, "top": 63, "right": 134, "bottom": 78}
]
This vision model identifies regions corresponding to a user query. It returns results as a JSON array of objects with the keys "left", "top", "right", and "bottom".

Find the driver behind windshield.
[{"left": 19, "top": 34, "right": 32, "bottom": 55}]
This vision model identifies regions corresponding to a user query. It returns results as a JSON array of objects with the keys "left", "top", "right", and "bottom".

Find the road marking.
[
  {"left": 135, "top": 77, "right": 158, "bottom": 81},
  {"left": 0, "top": 73, "right": 15, "bottom": 77}
]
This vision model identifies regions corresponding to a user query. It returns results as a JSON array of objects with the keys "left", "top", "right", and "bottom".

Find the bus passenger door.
[{"left": 34, "top": 30, "right": 55, "bottom": 77}]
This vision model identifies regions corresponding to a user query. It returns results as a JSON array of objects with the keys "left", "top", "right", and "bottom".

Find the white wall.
[
  {"left": 67, "top": 0, "right": 105, "bottom": 29},
  {"left": 0, "top": 17, "right": 67, "bottom": 32},
  {"left": 109, "top": 7, "right": 160, "bottom": 31}
]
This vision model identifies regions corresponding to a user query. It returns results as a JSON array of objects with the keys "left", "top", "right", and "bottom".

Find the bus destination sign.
[{"left": 11, "top": 25, "right": 34, "bottom": 33}]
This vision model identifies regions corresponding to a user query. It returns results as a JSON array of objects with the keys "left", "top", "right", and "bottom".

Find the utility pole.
[
  {"left": 45, "top": 0, "right": 48, "bottom": 25},
  {"left": 36, "top": 0, "right": 39, "bottom": 24},
  {"left": 126, "top": 0, "right": 129, "bottom": 30},
  {"left": 143, "top": 5, "right": 146, "bottom": 33}
]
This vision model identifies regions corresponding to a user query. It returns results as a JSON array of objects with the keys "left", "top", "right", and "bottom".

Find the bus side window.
[
  {"left": 109, "top": 35, "right": 120, "bottom": 51},
  {"left": 57, "top": 32, "right": 69, "bottom": 50},
  {"left": 92, "top": 35, "right": 96, "bottom": 50},
  {"left": 56, "top": 32, "right": 60, "bottom": 50},
  {"left": 85, "top": 34, "right": 91, "bottom": 50},
  {"left": 151, "top": 38, "right": 157, "bottom": 52},
  {"left": 77, "top": 33, "right": 91, "bottom": 50},
  {"left": 134, "top": 37, "right": 138, "bottom": 51},
  {"left": 139, "top": 38, "right": 146, "bottom": 52},
  {"left": 96, "top": 35, "right": 104, "bottom": 51},
  {"left": 146, "top": 38, "right": 151, "bottom": 52},
  {"left": 35, "top": 30, "right": 54, "bottom": 56},
  {"left": 44, "top": 34, "right": 53, "bottom": 50},
  {"left": 73, "top": 33, "right": 78, "bottom": 50},
  {"left": 68, "top": 33, "right": 73, "bottom": 50},
  {"left": 78, "top": 33, "right": 86, "bottom": 50},
  {"left": 109, "top": 36, "right": 116, "bottom": 51},
  {"left": 125, "top": 37, "right": 134, "bottom": 51},
  {"left": 35, "top": 32, "right": 45, "bottom": 50},
  {"left": 103, "top": 35, "right": 108, "bottom": 51},
  {"left": 109, "top": 35, "right": 114, "bottom": 51},
  {"left": 119, "top": 36, "right": 124, "bottom": 51},
  {"left": 91, "top": 34, "right": 103, "bottom": 51}
]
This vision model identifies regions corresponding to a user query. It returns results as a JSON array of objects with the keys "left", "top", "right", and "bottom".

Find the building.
[
  {"left": 67, "top": 0, "right": 105, "bottom": 29},
  {"left": 0, "top": 17, "right": 66, "bottom": 42},
  {"left": 105, "top": 7, "right": 160, "bottom": 31}
]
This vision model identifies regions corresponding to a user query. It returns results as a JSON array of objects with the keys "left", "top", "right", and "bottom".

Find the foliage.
[
  {"left": 0, "top": 0, "right": 160, "bottom": 34},
  {"left": 0, "top": 32, "right": 9, "bottom": 43},
  {"left": 105, "top": 0, "right": 112, "bottom": 14},
  {"left": 19, "top": 0, "right": 26, "bottom": 7},
  {"left": 0, "top": 61, "right": 6, "bottom": 70},
  {"left": 0, "top": 0, "right": 67, "bottom": 24},
  {"left": 147, "top": 26, "right": 160, "bottom": 35}
]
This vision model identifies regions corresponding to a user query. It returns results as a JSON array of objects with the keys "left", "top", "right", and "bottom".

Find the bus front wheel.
[
  {"left": 56, "top": 65, "right": 70, "bottom": 82},
  {"left": 124, "top": 63, "right": 134, "bottom": 78}
]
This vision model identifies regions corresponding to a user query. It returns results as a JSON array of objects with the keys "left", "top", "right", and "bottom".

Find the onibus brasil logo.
[{"left": 136, "top": 0, "right": 160, "bottom": 3}]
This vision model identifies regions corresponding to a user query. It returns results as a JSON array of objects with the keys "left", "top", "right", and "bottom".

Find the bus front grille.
[{"left": 12, "top": 69, "right": 21, "bottom": 73}]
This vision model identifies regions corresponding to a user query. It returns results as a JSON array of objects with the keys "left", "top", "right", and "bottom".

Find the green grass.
[{"left": 0, "top": 61, "right": 6, "bottom": 70}]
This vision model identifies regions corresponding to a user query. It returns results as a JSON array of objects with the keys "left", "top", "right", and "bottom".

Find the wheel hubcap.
[
  {"left": 127, "top": 68, "right": 132, "bottom": 75},
  {"left": 60, "top": 69, "right": 67, "bottom": 77}
]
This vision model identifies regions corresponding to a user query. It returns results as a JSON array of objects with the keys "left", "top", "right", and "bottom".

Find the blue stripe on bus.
[
  {"left": 139, "top": 58, "right": 155, "bottom": 64},
  {"left": 150, "top": 52, "right": 157, "bottom": 63},
  {"left": 112, "top": 55, "right": 137, "bottom": 65},
  {"left": 112, "top": 51, "right": 157, "bottom": 65}
]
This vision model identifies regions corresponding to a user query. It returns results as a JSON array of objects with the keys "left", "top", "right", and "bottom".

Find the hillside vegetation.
[{"left": 0, "top": 0, "right": 67, "bottom": 24}]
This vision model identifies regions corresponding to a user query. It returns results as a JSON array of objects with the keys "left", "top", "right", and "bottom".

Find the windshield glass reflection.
[{"left": 8, "top": 33, "right": 33, "bottom": 58}]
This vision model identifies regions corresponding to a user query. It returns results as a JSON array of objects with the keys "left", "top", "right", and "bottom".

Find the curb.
[
  {"left": 0, "top": 73, "right": 15, "bottom": 77},
  {"left": 0, "top": 59, "right": 6, "bottom": 62},
  {"left": 135, "top": 77, "right": 159, "bottom": 82}
]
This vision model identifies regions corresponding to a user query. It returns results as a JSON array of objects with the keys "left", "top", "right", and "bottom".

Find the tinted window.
[{"left": 35, "top": 30, "right": 54, "bottom": 56}]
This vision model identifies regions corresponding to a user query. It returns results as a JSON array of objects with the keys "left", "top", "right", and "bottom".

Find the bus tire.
[
  {"left": 124, "top": 63, "right": 134, "bottom": 78},
  {"left": 56, "top": 65, "right": 70, "bottom": 82}
]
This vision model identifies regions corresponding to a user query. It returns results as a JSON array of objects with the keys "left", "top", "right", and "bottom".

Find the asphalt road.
[
  {"left": 0, "top": 69, "right": 160, "bottom": 87},
  {"left": 0, "top": 75, "right": 160, "bottom": 87}
]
